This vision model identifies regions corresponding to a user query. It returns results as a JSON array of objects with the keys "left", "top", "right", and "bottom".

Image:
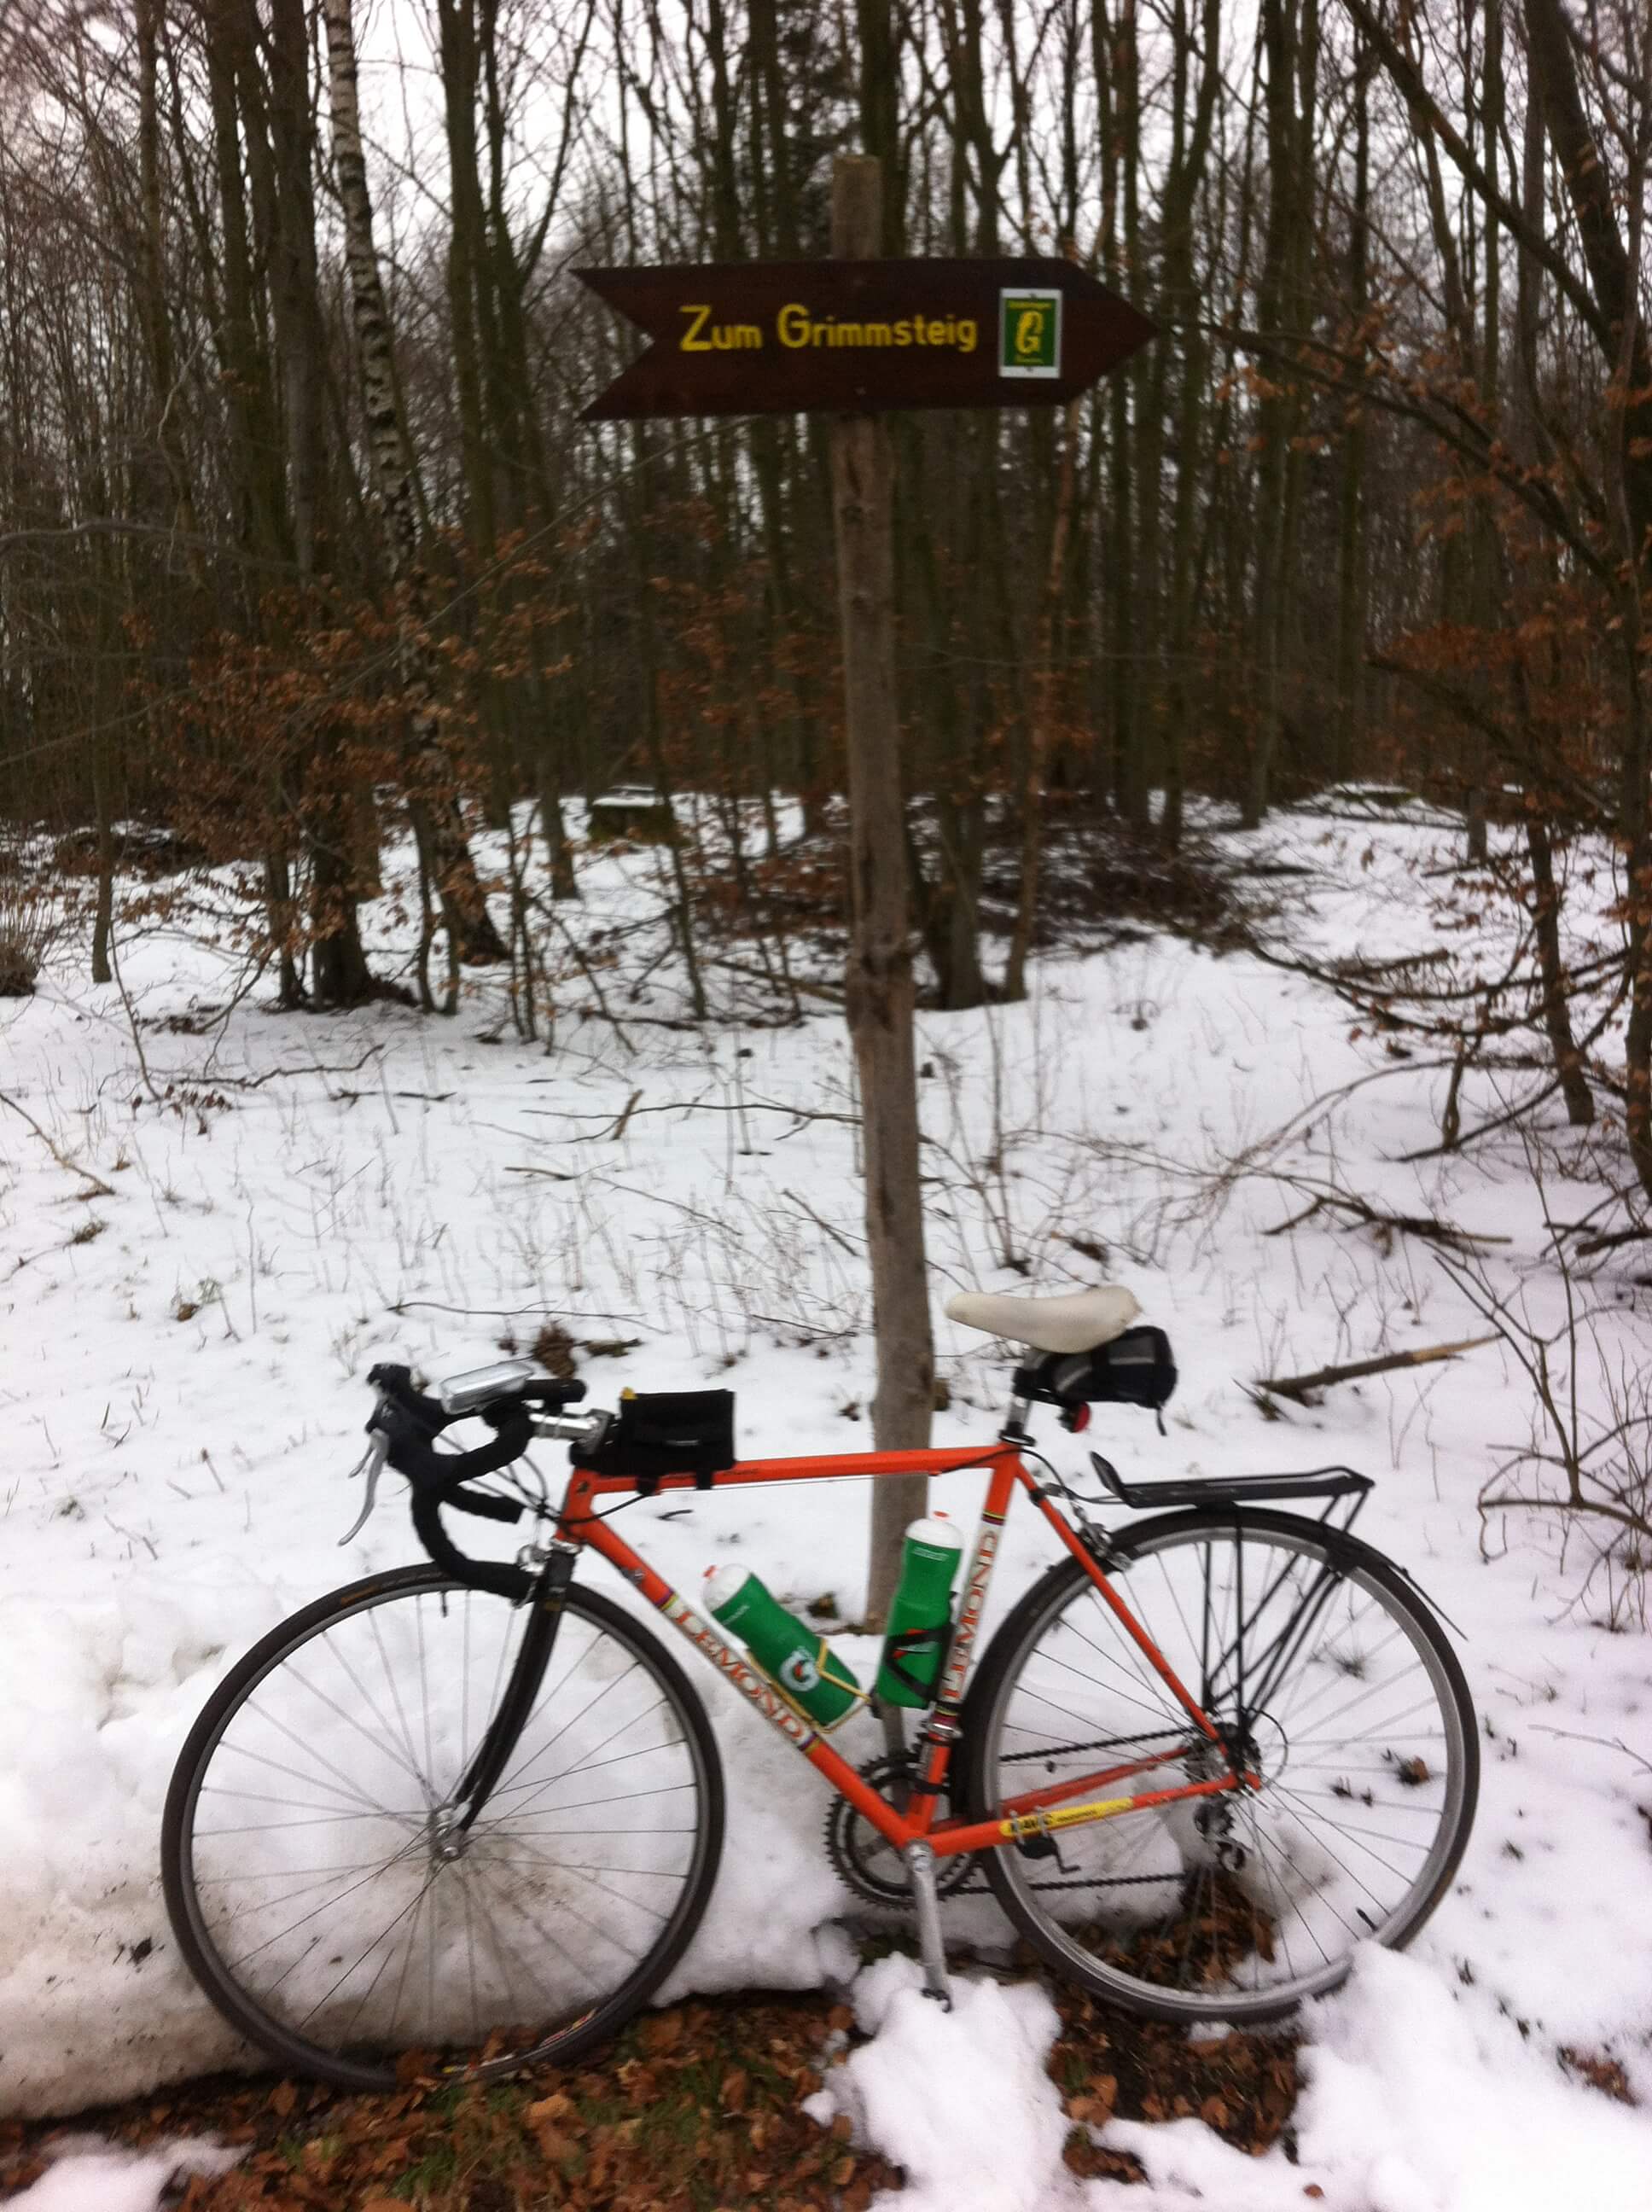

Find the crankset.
[{"left": 823, "top": 1755, "right": 980, "bottom": 1908}]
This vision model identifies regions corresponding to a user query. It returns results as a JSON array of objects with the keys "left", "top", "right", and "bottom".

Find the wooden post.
[{"left": 829, "top": 155, "right": 936, "bottom": 1625}]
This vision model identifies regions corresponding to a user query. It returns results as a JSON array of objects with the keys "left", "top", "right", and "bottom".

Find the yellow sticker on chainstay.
[{"left": 999, "top": 1795, "right": 1135, "bottom": 1842}]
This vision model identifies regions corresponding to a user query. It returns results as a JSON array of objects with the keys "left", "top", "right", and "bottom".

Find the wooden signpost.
[{"left": 579, "top": 163, "right": 1154, "bottom": 1621}]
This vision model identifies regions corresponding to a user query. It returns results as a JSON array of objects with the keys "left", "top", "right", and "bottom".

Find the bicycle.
[{"left": 162, "top": 1285, "right": 1478, "bottom": 2093}]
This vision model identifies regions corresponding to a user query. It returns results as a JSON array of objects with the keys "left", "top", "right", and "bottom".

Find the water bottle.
[
  {"left": 875, "top": 1515, "right": 963, "bottom": 1708},
  {"left": 704, "top": 1565, "right": 862, "bottom": 1729}
]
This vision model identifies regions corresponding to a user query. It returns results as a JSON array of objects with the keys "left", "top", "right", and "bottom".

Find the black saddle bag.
[
  {"left": 571, "top": 1388, "right": 736, "bottom": 1494},
  {"left": 1016, "top": 1325, "right": 1178, "bottom": 1419}
]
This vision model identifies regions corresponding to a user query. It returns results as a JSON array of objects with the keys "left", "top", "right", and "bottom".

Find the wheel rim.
[
  {"left": 980, "top": 1522, "right": 1472, "bottom": 2015},
  {"left": 173, "top": 1581, "right": 713, "bottom": 2081}
]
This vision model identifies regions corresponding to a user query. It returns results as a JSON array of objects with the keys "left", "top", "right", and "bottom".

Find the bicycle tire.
[
  {"left": 162, "top": 1565, "right": 724, "bottom": 2090},
  {"left": 958, "top": 1509, "right": 1477, "bottom": 2023}
]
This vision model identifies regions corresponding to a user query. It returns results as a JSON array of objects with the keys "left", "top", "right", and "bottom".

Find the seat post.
[{"left": 1001, "top": 1388, "right": 1033, "bottom": 1445}]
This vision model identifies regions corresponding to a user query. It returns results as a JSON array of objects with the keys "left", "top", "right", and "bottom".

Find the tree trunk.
[
  {"left": 830, "top": 156, "right": 934, "bottom": 1626},
  {"left": 1003, "top": 396, "right": 1082, "bottom": 1002},
  {"left": 323, "top": 0, "right": 506, "bottom": 969}
]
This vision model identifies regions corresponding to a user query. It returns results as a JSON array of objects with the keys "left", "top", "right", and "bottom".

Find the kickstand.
[{"left": 903, "top": 1842, "right": 952, "bottom": 2009}]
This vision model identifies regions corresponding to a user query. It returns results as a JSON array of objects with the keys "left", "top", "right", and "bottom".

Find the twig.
[
  {"left": 1254, "top": 1336, "right": 1498, "bottom": 1405},
  {"left": 1260, "top": 1183, "right": 1510, "bottom": 1251},
  {"left": 1530, "top": 1726, "right": 1652, "bottom": 1776},
  {"left": 581, "top": 1087, "right": 644, "bottom": 1142},
  {"left": 0, "top": 1088, "right": 115, "bottom": 1198},
  {"left": 386, "top": 1299, "right": 643, "bottom": 1323},
  {"left": 779, "top": 1188, "right": 862, "bottom": 1255}
]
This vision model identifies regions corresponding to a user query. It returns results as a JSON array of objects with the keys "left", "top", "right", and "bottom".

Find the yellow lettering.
[
  {"left": 864, "top": 321, "right": 892, "bottom": 345},
  {"left": 777, "top": 302, "right": 811, "bottom": 349},
  {"left": 958, "top": 317, "right": 978, "bottom": 354},
  {"left": 928, "top": 318, "right": 945, "bottom": 344},
  {"left": 1015, "top": 307, "right": 1044, "bottom": 357},
  {"left": 894, "top": 319, "right": 911, "bottom": 345},
  {"left": 679, "top": 303, "right": 714, "bottom": 352},
  {"left": 833, "top": 320, "right": 865, "bottom": 346}
]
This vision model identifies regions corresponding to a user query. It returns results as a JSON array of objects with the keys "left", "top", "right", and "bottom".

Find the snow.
[
  {"left": 806, "top": 1946, "right": 1652, "bottom": 2212},
  {"left": 3, "top": 2139, "right": 239, "bottom": 2211},
  {"left": 805, "top": 1956, "right": 1074, "bottom": 2212},
  {"left": 3, "top": 799, "right": 1651, "bottom": 2207}
]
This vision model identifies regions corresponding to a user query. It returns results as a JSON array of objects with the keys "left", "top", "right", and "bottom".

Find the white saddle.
[{"left": 945, "top": 1284, "right": 1140, "bottom": 1355}]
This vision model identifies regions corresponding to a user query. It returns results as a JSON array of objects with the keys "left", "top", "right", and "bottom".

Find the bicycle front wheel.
[
  {"left": 961, "top": 1510, "right": 1477, "bottom": 2023},
  {"left": 163, "top": 1567, "right": 724, "bottom": 2090}
]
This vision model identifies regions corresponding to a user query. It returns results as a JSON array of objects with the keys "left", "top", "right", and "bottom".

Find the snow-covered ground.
[{"left": 2, "top": 800, "right": 1649, "bottom": 2208}]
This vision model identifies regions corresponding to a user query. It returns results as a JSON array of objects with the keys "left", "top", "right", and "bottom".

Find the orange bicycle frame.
[{"left": 556, "top": 1440, "right": 1242, "bottom": 1860}]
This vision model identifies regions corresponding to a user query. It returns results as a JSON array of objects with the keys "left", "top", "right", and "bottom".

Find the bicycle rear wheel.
[
  {"left": 163, "top": 1567, "right": 723, "bottom": 2089},
  {"left": 960, "top": 1510, "right": 1476, "bottom": 2023}
]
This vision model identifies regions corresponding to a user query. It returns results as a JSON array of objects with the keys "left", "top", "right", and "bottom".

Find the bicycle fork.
[{"left": 450, "top": 1541, "right": 580, "bottom": 1834}]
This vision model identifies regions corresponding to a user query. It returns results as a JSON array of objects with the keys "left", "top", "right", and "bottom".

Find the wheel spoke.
[
  {"left": 168, "top": 1576, "right": 718, "bottom": 2087},
  {"left": 977, "top": 1518, "right": 1474, "bottom": 2021}
]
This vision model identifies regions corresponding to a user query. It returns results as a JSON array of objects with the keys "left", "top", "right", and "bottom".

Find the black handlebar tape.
[
  {"left": 448, "top": 1487, "right": 524, "bottom": 1525},
  {"left": 365, "top": 1362, "right": 452, "bottom": 1436},
  {"left": 377, "top": 1400, "right": 532, "bottom": 1489},
  {"left": 375, "top": 1400, "right": 538, "bottom": 1594},
  {"left": 410, "top": 1487, "right": 532, "bottom": 1602}
]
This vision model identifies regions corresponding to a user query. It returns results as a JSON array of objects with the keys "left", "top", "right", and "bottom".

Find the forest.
[
  {"left": 4, "top": 5, "right": 1652, "bottom": 2197},
  {"left": 0, "top": 0, "right": 1648, "bottom": 1161}
]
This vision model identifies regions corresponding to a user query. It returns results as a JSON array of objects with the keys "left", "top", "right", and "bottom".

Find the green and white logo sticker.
[{"left": 999, "top": 288, "right": 1062, "bottom": 377}]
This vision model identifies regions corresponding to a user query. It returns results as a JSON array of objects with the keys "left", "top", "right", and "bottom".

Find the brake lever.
[{"left": 339, "top": 1420, "right": 391, "bottom": 1545}]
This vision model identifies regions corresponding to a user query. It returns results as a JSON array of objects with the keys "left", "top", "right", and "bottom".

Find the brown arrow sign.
[{"left": 578, "top": 259, "right": 1155, "bottom": 420}]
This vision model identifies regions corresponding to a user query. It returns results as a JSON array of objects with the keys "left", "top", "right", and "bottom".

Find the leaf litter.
[{"left": 0, "top": 1978, "right": 1302, "bottom": 2209}]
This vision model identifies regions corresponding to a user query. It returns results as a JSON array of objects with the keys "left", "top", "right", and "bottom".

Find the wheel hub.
[{"left": 428, "top": 1808, "right": 469, "bottom": 1864}]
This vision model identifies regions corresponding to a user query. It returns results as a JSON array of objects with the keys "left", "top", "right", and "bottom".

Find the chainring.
[{"left": 823, "top": 1755, "right": 980, "bottom": 1907}]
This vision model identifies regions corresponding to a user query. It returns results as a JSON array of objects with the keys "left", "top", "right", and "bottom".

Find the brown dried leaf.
[
  {"left": 268, "top": 2082, "right": 296, "bottom": 2119},
  {"left": 720, "top": 2067, "right": 749, "bottom": 2113},
  {"left": 638, "top": 2010, "right": 683, "bottom": 2055}
]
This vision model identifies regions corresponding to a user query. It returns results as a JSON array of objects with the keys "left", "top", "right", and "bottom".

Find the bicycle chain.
[
  {"left": 1000, "top": 1726, "right": 1193, "bottom": 1766},
  {"left": 837, "top": 1728, "right": 1205, "bottom": 1903},
  {"left": 946, "top": 1869, "right": 1191, "bottom": 1896}
]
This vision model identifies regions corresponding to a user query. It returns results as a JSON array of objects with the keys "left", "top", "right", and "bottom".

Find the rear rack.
[{"left": 1088, "top": 1453, "right": 1372, "bottom": 1511}]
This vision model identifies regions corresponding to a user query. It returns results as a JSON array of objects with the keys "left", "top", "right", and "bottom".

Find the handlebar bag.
[
  {"left": 1017, "top": 1325, "right": 1178, "bottom": 1414},
  {"left": 571, "top": 1388, "right": 736, "bottom": 1493}
]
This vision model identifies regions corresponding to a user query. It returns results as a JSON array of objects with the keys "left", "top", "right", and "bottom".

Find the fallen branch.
[
  {"left": 1253, "top": 1335, "right": 1498, "bottom": 1406},
  {"left": 1262, "top": 1184, "right": 1510, "bottom": 1252},
  {"left": 1571, "top": 1224, "right": 1652, "bottom": 1259},
  {"left": 0, "top": 1088, "right": 115, "bottom": 1198}
]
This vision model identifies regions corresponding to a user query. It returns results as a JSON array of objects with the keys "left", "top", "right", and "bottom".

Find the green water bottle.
[
  {"left": 875, "top": 1515, "right": 963, "bottom": 1708},
  {"left": 704, "top": 1565, "right": 863, "bottom": 1729}
]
